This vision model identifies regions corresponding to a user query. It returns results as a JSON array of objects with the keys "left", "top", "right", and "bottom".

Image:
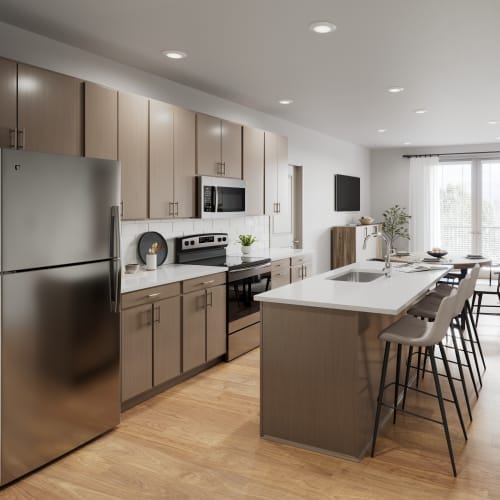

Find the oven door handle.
[{"left": 228, "top": 263, "right": 272, "bottom": 273}]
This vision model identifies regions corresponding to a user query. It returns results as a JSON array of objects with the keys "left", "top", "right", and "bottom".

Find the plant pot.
[{"left": 241, "top": 245, "right": 252, "bottom": 255}]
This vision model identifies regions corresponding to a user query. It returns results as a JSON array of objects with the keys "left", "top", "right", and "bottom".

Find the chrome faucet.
[{"left": 363, "top": 232, "right": 391, "bottom": 277}]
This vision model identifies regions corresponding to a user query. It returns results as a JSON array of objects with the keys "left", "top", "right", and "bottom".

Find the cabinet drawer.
[
  {"left": 122, "top": 282, "right": 181, "bottom": 309},
  {"left": 271, "top": 258, "right": 290, "bottom": 272},
  {"left": 271, "top": 270, "right": 290, "bottom": 289},
  {"left": 291, "top": 254, "right": 312, "bottom": 266},
  {"left": 182, "top": 272, "right": 226, "bottom": 294}
]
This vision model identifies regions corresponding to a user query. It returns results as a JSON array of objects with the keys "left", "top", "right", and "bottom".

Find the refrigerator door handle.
[{"left": 110, "top": 206, "right": 121, "bottom": 313}]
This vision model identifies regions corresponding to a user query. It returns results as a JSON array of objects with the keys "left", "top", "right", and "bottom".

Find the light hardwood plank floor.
[{"left": 2, "top": 314, "right": 500, "bottom": 499}]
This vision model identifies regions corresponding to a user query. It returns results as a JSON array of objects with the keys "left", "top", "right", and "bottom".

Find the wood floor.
[{"left": 2, "top": 313, "right": 500, "bottom": 499}]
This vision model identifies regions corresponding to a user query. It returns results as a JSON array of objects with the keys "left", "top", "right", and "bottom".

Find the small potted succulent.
[{"left": 238, "top": 234, "right": 256, "bottom": 254}]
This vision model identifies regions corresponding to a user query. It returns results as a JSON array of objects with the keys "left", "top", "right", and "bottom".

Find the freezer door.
[
  {"left": 1, "top": 261, "right": 120, "bottom": 485},
  {"left": 1, "top": 149, "right": 120, "bottom": 271}
]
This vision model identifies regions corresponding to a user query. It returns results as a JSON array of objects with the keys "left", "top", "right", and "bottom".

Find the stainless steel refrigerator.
[{"left": 0, "top": 149, "right": 121, "bottom": 486}]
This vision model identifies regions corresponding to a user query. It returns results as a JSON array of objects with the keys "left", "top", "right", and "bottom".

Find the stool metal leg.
[
  {"left": 371, "top": 341, "right": 391, "bottom": 457},
  {"left": 475, "top": 292, "right": 483, "bottom": 327},
  {"left": 449, "top": 325, "right": 473, "bottom": 421},
  {"left": 416, "top": 347, "right": 422, "bottom": 387},
  {"left": 463, "top": 312, "right": 483, "bottom": 387},
  {"left": 429, "top": 346, "right": 457, "bottom": 477},
  {"left": 402, "top": 346, "right": 413, "bottom": 410},
  {"left": 466, "top": 300, "right": 486, "bottom": 371},
  {"left": 438, "top": 342, "right": 468, "bottom": 441},
  {"left": 455, "top": 317, "right": 482, "bottom": 391},
  {"left": 393, "top": 344, "right": 402, "bottom": 424}
]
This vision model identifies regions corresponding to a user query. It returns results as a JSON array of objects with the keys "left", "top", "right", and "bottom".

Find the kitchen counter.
[
  {"left": 258, "top": 261, "right": 451, "bottom": 461},
  {"left": 121, "top": 264, "right": 228, "bottom": 294},
  {"left": 256, "top": 261, "right": 450, "bottom": 315}
]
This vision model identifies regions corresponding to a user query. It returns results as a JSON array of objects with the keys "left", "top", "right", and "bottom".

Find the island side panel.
[{"left": 260, "top": 302, "right": 360, "bottom": 458}]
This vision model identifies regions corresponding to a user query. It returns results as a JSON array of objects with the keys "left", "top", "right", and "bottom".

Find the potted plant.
[
  {"left": 382, "top": 205, "right": 411, "bottom": 253},
  {"left": 238, "top": 234, "right": 256, "bottom": 254}
]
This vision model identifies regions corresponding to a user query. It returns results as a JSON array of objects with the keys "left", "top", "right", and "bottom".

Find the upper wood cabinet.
[
  {"left": 196, "top": 113, "right": 242, "bottom": 178},
  {"left": 0, "top": 58, "right": 17, "bottom": 149},
  {"left": 264, "top": 132, "right": 289, "bottom": 216},
  {"left": 84, "top": 82, "right": 117, "bottom": 160},
  {"left": 149, "top": 100, "right": 196, "bottom": 219},
  {"left": 149, "top": 99, "right": 174, "bottom": 218},
  {"left": 118, "top": 92, "right": 149, "bottom": 220},
  {"left": 174, "top": 107, "right": 196, "bottom": 218},
  {"left": 243, "top": 126, "right": 264, "bottom": 216},
  {"left": 17, "top": 64, "right": 83, "bottom": 156}
]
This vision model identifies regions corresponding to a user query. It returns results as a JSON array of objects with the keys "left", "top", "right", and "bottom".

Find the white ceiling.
[{"left": 1, "top": 0, "right": 500, "bottom": 148}]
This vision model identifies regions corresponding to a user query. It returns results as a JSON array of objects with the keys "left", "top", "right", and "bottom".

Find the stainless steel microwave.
[{"left": 197, "top": 176, "right": 246, "bottom": 218}]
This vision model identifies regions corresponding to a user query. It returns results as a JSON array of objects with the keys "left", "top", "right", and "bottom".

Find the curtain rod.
[{"left": 402, "top": 150, "right": 500, "bottom": 158}]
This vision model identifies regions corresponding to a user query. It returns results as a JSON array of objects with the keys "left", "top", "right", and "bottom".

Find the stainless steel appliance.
[
  {"left": 175, "top": 233, "right": 271, "bottom": 360},
  {"left": 0, "top": 149, "right": 121, "bottom": 486},
  {"left": 197, "top": 176, "right": 246, "bottom": 218}
]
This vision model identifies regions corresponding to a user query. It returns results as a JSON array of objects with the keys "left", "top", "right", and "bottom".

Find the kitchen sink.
[{"left": 327, "top": 270, "right": 385, "bottom": 283}]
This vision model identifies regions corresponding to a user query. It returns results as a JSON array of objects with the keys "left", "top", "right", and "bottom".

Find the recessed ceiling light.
[
  {"left": 278, "top": 99, "right": 294, "bottom": 105},
  {"left": 377, "top": 128, "right": 387, "bottom": 133},
  {"left": 488, "top": 120, "right": 498, "bottom": 125},
  {"left": 309, "top": 21, "right": 337, "bottom": 34},
  {"left": 162, "top": 50, "right": 187, "bottom": 60},
  {"left": 403, "top": 142, "right": 412, "bottom": 145},
  {"left": 388, "top": 87, "right": 404, "bottom": 93},
  {"left": 414, "top": 109, "right": 428, "bottom": 114}
]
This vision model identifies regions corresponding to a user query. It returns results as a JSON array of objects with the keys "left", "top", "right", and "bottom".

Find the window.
[{"left": 437, "top": 159, "right": 500, "bottom": 261}]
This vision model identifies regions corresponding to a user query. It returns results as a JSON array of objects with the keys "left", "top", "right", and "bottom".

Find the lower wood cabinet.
[
  {"left": 153, "top": 296, "right": 182, "bottom": 385},
  {"left": 290, "top": 255, "right": 313, "bottom": 283},
  {"left": 121, "top": 303, "right": 153, "bottom": 401},
  {"left": 183, "top": 282, "right": 227, "bottom": 372},
  {"left": 121, "top": 283, "right": 181, "bottom": 402},
  {"left": 121, "top": 273, "right": 226, "bottom": 404}
]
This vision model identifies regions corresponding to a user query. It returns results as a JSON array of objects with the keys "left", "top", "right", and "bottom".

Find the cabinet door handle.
[
  {"left": 120, "top": 201, "right": 124, "bottom": 217},
  {"left": 18, "top": 128, "right": 26, "bottom": 149},
  {"left": 154, "top": 306, "right": 161, "bottom": 323},
  {"left": 175, "top": 201, "right": 179, "bottom": 216},
  {"left": 9, "top": 128, "right": 17, "bottom": 149},
  {"left": 216, "top": 162, "right": 223, "bottom": 175},
  {"left": 303, "top": 264, "right": 307, "bottom": 278},
  {"left": 222, "top": 162, "right": 226, "bottom": 176},
  {"left": 206, "top": 291, "right": 213, "bottom": 307},
  {"left": 168, "top": 202, "right": 173, "bottom": 216},
  {"left": 147, "top": 292, "right": 161, "bottom": 298},
  {"left": 277, "top": 202, "right": 281, "bottom": 213}
]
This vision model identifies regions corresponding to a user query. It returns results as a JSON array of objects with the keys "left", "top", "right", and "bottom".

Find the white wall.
[
  {"left": 370, "top": 143, "right": 500, "bottom": 250},
  {"left": 0, "top": 22, "right": 370, "bottom": 273}
]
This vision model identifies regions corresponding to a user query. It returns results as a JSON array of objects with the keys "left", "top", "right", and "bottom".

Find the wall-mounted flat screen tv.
[{"left": 335, "top": 174, "right": 360, "bottom": 212}]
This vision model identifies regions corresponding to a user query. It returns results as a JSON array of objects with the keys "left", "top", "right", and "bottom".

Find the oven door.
[{"left": 227, "top": 264, "right": 271, "bottom": 360}]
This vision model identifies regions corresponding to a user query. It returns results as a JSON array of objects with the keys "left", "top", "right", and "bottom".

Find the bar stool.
[
  {"left": 407, "top": 265, "right": 481, "bottom": 421},
  {"left": 371, "top": 290, "right": 466, "bottom": 477},
  {"left": 426, "top": 265, "right": 485, "bottom": 375}
]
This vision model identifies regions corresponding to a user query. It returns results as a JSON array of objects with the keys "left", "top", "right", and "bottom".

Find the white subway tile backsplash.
[
  {"left": 120, "top": 216, "right": 270, "bottom": 265},
  {"left": 148, "top": 221, "right": 174, "bottom": 237}
]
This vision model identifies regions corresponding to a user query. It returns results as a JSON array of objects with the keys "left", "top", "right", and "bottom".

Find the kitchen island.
[{"left": 255, "top": 261, "right": 450, "bottom": 461}]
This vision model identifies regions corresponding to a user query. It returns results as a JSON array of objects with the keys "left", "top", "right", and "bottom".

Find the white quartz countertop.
[
  {"left": 226, "top": 247, "right": 313, "bottom": 261},
  {"left": 255, "top": 261, "right": 451, "bottom": 315},
  {"left": 122, "top": 264, "right": 228, "bottom": 294}
]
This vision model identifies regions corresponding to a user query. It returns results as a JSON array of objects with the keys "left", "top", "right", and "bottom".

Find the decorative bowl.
[
  {"left": 427, "top": 250, "right": 448, "bottom": 259},
  {"left": 359, "top": 216, "right": 374, "bottom": 225},
  {"left": 125, "top": 263, "right": 140, "bottom": 274}
]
